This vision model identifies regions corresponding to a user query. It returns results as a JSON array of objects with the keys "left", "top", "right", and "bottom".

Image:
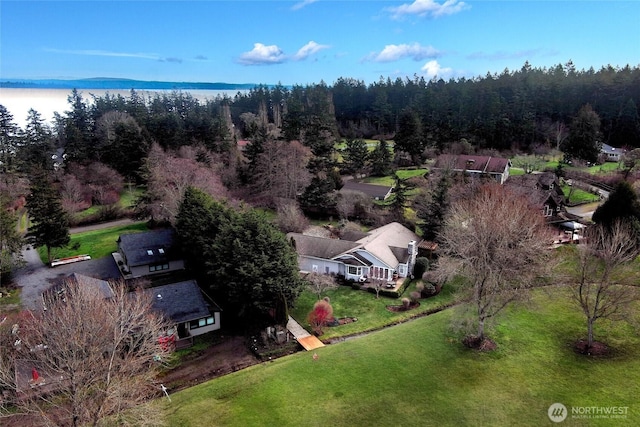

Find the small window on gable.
[
  {"left": 147, "top": 250, "right": 154, "bottom": 256},
  {"left": 158, "top": 248, "right": 165, "bottom": 254}
]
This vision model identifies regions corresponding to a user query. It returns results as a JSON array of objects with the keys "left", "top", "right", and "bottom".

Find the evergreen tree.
[
  {"left": 0, "top": 105, "right": 19, "bottom": 174},
  {"left": 592, "top": 181, "right": 640, "bottom": 229},
  {"left": 26, "top": 170, "right": 70, "bottom": 263},
  {"left": 562, "top": 104, "right": 602, "bottom": 163},
  {"left": 18, "top": 109, "right": 54, "bottom": 171},
  {"left": 341, "top": 138, "right": 369, "bottom": 177},
  {"left": 0, "top": 194, "right": 25, "bottom": 282},
  {"left": 394, "top": 108, "right": 425, "bottom": 164},
  {"left": 415, "top": 172, "right": 451, "bottom": 241},
  {"left": 369, "top": 139, "right": 392, "bottom": 176},
  {"left": 176, "top": 188, "right": 304, "bottom": 329},
  {"left": 63, "top": 89, "right": 94, "bottom": 163}
]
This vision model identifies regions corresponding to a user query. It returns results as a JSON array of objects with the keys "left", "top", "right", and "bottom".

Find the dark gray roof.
[
  {"left": 147, "top": 280, "right": 215, "bottom": 324},
  {"left": 67, "top": 273, "right": 114, "bottom": 299},
  {"left": 117, "top": 229, "right": 178, "bottom": 267},
  {"left": 288, "top": 233, "right": 360, "bottom": 259}
]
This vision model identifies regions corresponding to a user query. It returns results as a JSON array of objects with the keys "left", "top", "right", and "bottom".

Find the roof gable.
[
  {"left": 118, "top": 229, "right": 178, "bottom": 267},
  {"left": 146, "top": 280, "right": 213, "bottom": 324},
  {"left": 434, "top": 154, "right": 510, "bottom": 174},
  {"left": 288, "top": 233, "right": 360, "bottom": 259}
]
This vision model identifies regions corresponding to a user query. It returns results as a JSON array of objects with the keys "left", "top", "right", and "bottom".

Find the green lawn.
[
  {"left": 562, "top": 185, "right": 600, "bottom": 204},
  {"left": 362, "top": 168, "right": 428, "bottom": 187},
  {"left": 72, "top": 187, "right": 142, "bottom": 221},
  {"left": 160, "top": 288, "right": 640, "bottom": 426},
  {"left": 289, "top": 279, "right": 461, "bottom": 340},
  {"left": 37, "top": 222, "right": 149, "bottom": 263}
]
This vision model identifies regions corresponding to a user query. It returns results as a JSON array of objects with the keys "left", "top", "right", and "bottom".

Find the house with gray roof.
[
  {"left": 433, "top": 154, "right": 512, "bottom": 184},
  {"left": 600, "top": 143, "right": 625, "bottom": 162},
  {"left": 147, "top": 280, "right": 221, "bottom": 348},
  {"left": 288, "top": 222, "right": 421, "bottom": 282},
  {"left": 116, "top": 229, "right": 184, "bottom": 278}
]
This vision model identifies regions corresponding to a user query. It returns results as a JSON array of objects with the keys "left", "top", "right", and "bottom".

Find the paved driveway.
[
  {"left": 12, "top": 219, "right": 136, "bottom": 310},
  {"left": 13, "top": 247, "right": 122, "bottom": 311}
]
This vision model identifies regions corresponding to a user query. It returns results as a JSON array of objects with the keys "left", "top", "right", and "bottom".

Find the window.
[
  {"left": 312, "top": 264, "right": 318, "bottom": 272},
  {"left": 543, "top": 205, "right": 553, "bottom": 217},
  {"left": 149, "top": 263, "right": 169, "bottom": 272},
  {"left": 190, "top": 316, "right": 214, "bottom": 329},
  {"left": 348, "top": 266, "right": 361, "bottom": 276}
]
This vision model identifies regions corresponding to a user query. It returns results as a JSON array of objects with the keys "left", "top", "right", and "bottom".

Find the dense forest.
[{"left": 1, "top": 61, "right": 639, "bottom": 222}]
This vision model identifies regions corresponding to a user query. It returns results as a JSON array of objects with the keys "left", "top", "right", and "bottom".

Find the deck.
[{"left": 286, "top": 316, "right": 325, "bottom": 351}]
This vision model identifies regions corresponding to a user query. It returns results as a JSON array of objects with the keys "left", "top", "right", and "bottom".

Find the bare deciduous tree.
[
  {"left": 253, "top": 140, "right": 311, "bottom": 202},
  {"left": 59, "top": 173, "right": 89, "bottom": 215},
  {"left": 140, "top": 143, "right": 228, "bottom": 224},
  {"left": 562, "top": 221, "right": 640, "bottom": 351},
  {"left": 305, "top": 272, "right": 338, "bottom": 300},
  {"left": 0, "top": 277, "right": 172, "bottom": 427},
  {"left": 435, "top": 183, "right": 553, "bottom": 345},
  {"left": 275, "top": 199, "right": 309, "bottom": 233}
]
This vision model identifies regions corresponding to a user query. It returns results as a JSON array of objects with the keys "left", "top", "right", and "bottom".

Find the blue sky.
[{"left": 1, "top": 0, "right": 639, "bottom": 86}]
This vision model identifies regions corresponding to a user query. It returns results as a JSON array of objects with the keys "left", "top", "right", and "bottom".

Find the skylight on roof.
[
  {"left": 158, "top": 248, "right": 165, "bottom": 254},
  {"left": 147, "top": 250, "right": 154, "bottom": 255}
]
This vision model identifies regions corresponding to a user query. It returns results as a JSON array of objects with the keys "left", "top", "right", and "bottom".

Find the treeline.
[{"left": 1, "top": 61, "right": 639, "bottom": 219}]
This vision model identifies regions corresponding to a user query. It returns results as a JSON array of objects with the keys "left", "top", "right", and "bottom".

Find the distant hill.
[{"left": 0, "top": 78, "right": 259, "bottom": 90}]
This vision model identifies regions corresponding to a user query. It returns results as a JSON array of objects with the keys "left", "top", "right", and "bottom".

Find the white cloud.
[
  {"left": 293, "top": 41, "right": 330, "bottom": 61},
  {"left": 45, "top": 48, "right": 184, "bottom": 64},
  {"left": 238, "top": 43, "right": 286, "bottom": 65},
  {"left": 387, "top": 0, "right": 470, "bottom": 20},
  {"left": 368, "top": 43, "right": 441, "bottom": 62},
  {"left": 46, "top": 48, "right": 160, "bottom": 60},
  {"left": 291, "top": 0, "right": 318, "bottom": 11},
  {"left": 421, "top": 60, "right": 453, "bottom": 79}
]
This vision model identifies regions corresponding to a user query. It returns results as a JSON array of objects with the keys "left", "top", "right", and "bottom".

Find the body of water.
[{"left": 0, "top": 88, "right": 244, "bottom": 128}]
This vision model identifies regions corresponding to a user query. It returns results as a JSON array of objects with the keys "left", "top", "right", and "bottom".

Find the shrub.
[
  {"left": 401, "top": 297, "right": 411, "bottom": 310},
  {"left": 413, "top": 257, "right": 430, "bottom": 279},
  {"left": 409, "top": 291, "right": 421, "bottom": 302},
  {"left": 307, "top": 299, "right": 334, "bottom": 335},
  {"left": 422, "top": 282, "right": 437, "bottom": 297},
  {"left": 415, "top": 282, "right": 425, "bottom": 293}
]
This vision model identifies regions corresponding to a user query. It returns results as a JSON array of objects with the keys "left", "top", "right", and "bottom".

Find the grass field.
[
  {"left": 289, "top": 279, "right": 460, "bottom": 340},
  {"left": 362, "top": 168, "right": 428, "bottom": 187},
  {"left": 160, "top": 288, "right": 640, "bottom": 426},
  {"left": 37, "top": 222, "right": 149, "bottom": 263},
  {"left": 72, "top": 187, "right": 142, "bottom": 221},
  {"left": 562, "top": 185, "right": 601, "bottom": 204}
]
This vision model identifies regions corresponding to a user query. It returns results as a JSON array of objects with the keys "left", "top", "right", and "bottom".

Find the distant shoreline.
[
  {"left": 0, "top": 78, "right": 262, "bottom": 91},
  {"left": 0, "top": 87, "right": 248, "bottom": 128}
]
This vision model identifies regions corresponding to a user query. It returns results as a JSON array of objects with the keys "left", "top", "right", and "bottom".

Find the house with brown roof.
[
  {"left": 506, "top": 172, "right": 586, "bottom": 243},
  {"left": 433, "top": 154, "right": 512, "bottom": 184},
  {"left": 288, "top": 222, "right": 422, "bottom": 281}
]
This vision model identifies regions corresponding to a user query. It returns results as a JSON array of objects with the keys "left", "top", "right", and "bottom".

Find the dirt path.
[{"left": 159, "top": 335, "right": 260, "bottom": 393}]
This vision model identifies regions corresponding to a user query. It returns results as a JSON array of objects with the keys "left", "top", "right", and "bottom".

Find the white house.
[
  {"left": 600, "top": 143, "right": 626, "bottom": 162},
  {"left": 288, "top": 222, "right": 421, "bottom": 282}
]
